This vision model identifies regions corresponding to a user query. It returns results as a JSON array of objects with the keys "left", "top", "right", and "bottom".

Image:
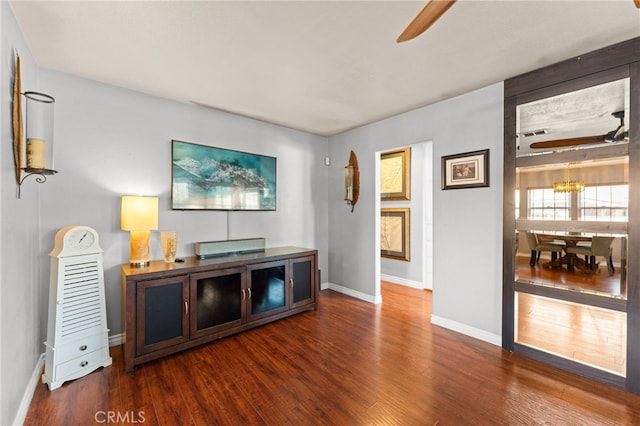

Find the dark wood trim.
[
  {"left": 514, "top": 281, "right": 626, "bottom": 312},
  {"left": 625, "top": 60, "right": 640, "bottom": 394},
  {"left": 502, "top": 95, "right": 517, "bottom": 350},
  {"left": 503, "top": 36, "right": 639, "bottom": 393},
  {"left": 514, "top": 343, "right": 626, "bottom": 389},
  {"left": 505, "top": 37, "right": 640, "bottom": 98},
  {"left": 511, "top": 65, "right": 631, "bottom": 108}
]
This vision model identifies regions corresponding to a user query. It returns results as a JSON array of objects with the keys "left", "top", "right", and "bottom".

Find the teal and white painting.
[{"left": 172, "top": 140, "right": 276, "bottom": 210}]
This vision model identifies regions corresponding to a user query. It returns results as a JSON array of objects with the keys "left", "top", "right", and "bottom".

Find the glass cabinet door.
[
  {"left": 190, "top": 267, "right": 245, "bottom": 339},
  {"left": 247, "top": 260, "right": 288, "bottom": 321},
  {"left": 290, "top": 255, "right": 316, "bottom": 308}
]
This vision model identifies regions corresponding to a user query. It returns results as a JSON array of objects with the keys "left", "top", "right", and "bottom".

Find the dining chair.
[
  {"left": 525, "top": 232, "right": 565, "bottom": 267},
  {"left": 566, "top": 236, "right": 615, "bottom": 275}
]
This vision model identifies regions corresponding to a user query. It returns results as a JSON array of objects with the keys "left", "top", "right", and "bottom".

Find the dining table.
[{"left": 536, "top": 233, "right": 593, "bottom": 273}]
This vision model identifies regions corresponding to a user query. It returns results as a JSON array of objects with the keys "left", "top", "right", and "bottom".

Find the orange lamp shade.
[
  {"left": 121, "top": 195, "right": 158, "bottom": 267},
  {"left": 121, "top": 195, "right": 158, "bottom": 231}
]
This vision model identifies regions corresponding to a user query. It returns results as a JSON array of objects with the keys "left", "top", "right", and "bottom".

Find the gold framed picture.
[
  {"left": 380, "top": 208, "right": 410, "bottom": 261},
  {"left": 380, "top": 147, "right": 410, "bottom": 201}
]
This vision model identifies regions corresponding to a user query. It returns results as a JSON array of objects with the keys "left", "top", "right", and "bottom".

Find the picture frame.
[
  {"left": 380, "top": 147, "right": 411, "bottom": 201},
  {"left": 171, "top": 140, "right": 277, "bottom": 210},
  {"left": 441, "top": 149, "right": 489, "bottom": 190},
  {"left": 380, "top": 208, "right": 410, "bottom": 261}
]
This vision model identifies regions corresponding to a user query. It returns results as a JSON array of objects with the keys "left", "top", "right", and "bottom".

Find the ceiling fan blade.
[
  {"left": 396, "top": 0, "right": 457, "bottom": 43},
  {"left": 529, "top": 135, "right": 606, "bottom": 149}
]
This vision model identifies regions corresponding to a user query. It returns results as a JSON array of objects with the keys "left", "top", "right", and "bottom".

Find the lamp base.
[{"left": 129, "top": 230, "right": 151, "bottom": 267}]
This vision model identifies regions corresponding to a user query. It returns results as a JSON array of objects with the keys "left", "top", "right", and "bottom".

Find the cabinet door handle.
[
  {"left": 290, "top": 278, "right": 294, "bottom": 288},
  {"left": 79, "top": 345, "right": 88, "bottom": 351},
  {"left": 247, "top": 288, "right": 252, "bottom": 299},
  {"left": 80, "top": 361, "right": 88, "bottom": 367},
  {"left": 184, "top": 301, "right": 188, "bottom": 315}
]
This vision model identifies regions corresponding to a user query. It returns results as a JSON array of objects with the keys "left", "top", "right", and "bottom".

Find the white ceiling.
[
  {"left": 517, "top": 78, "right": 630, "bottom": 157},
  {"left": 9, "top": 1, "right": 640, "bottom": 137}
]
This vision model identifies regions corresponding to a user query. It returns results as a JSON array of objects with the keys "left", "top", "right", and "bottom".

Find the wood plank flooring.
[
  {"left": 515, "top": 255, "right": 625, "bottom": 298},
  {"left": 516, "top": 292, "right": 626, "bottom": 376},
  {"left": 25, "top": 282, "right": 640, "bottom": 425}
]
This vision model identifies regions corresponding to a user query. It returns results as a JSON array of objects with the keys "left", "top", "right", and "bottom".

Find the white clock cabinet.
[{"left": 42, "top": 226, "right": 112, "bottom": 390}]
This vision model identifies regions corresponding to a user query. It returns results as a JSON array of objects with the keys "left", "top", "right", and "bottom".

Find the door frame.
[{"left": 502, "top": 37, "right": 640, "bottom": 393}]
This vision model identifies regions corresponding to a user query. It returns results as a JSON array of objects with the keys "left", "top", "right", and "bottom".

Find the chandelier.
[{"left": 553, "top": 163, "right": 584, "bottom": 193}]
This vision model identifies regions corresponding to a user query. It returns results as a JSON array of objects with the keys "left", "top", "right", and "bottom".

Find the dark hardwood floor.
[
  {"left": 515, "top": 255, "right": 625, "bottom": 298},
  {"left": 25, "top": 282, "right": 640, "bottom": 425}
]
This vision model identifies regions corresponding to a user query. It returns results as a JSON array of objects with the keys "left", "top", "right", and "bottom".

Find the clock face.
[
  {"left": 51, "top": 226, "right": 102, "bottom": 258},
  {"left": 66, "top": 228, "right": 97, "bottom": 251}
]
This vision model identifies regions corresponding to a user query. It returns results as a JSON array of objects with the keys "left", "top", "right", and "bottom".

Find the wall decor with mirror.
[
  {"left": 503, "top": 37, "right": 639, "bottom": 393},
  {"left": 171, "top": 140, "right": 276, "bottom": 211}
]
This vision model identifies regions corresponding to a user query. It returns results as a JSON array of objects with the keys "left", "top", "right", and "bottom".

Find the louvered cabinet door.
[{"left": 43, "top": 255, "right": 112, "bottom": 390}]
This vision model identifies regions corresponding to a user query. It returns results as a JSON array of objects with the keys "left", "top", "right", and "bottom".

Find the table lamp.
[{"left": 121, "top": 195, "right": 158, "bottom": 267}]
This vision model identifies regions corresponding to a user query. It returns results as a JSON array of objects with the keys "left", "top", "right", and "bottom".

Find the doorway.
[{"left": 375, "top": 141, "right": 433, "bottom": 300}]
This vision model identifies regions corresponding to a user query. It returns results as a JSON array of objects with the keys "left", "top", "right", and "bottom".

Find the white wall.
[{"left": 328, "top": 82, "right": 504, "bottom": 342}]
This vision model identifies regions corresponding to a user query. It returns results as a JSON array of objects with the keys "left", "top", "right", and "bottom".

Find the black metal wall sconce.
[
  {"left": 344, "top": 150, "right": 359, "bottom": 212},
  {"left": 13, "top": 55, "right": 57, "bottom": 198}
]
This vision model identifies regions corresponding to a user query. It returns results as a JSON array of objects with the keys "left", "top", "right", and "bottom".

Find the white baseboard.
[
  {"left": 109, "top": 333, "right": 124, "bottom": 347},
  {"left": 325, "top": 282, "right": 382, "bottom": 304},
  {"left": 13, "top": 353, "right": 45, "bottom": 426},
  {"left": 380, "top": 274, "right": 424, "bottom": 290},
  {"left": 431, "top": 314, "right": 501, "bottom": 346},
  {"left": 324, "top": 283, "right": 498, "bottom": 346}
]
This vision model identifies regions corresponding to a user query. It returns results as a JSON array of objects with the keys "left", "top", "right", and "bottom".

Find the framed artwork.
[
  {"left": 380, "top": 208, "right": 410, "bottom": 261},
  {"left": 171, "top": 140, "right": 277, "bottom": 210},
  {"left": 380, "top": 147, "right": 411, "bottom": 201},
  {"left": 441, "top": 149, "right": 489, "bottom": 190}
]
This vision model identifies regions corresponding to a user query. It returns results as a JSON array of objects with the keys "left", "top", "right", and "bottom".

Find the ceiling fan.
[
  {"left": 397, "top": 0, "right": 457, "bottom": 43},
  {"left": 528, "top": 111, "right": 628, "bottom": 150},
  {"left": 397, "top": 0, "right": 640, "bottom": 43}
]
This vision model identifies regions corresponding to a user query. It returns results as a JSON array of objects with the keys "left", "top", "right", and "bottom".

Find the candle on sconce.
[{"left": 26, "top": 138, "right": 46, "bottom": 169}]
